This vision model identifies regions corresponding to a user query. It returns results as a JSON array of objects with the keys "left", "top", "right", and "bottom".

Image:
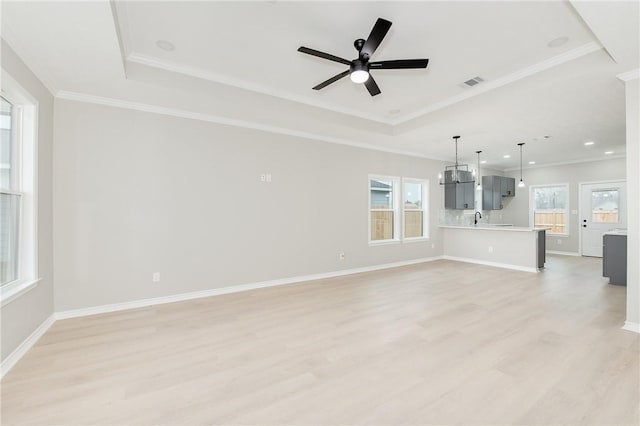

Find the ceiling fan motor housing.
[{"left": 350, "top": 59, "right": 369, "bottom": 74}]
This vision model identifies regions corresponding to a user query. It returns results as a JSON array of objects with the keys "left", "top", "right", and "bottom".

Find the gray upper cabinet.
[
  {"left": 501, "top": 176, "right": 516, "bottom": 197},
  {"left": 444, "top": 170, "right": 475, "bottom": 210},
  {"left": 482, "top": 175, "right": 515, "bottom": 210}
]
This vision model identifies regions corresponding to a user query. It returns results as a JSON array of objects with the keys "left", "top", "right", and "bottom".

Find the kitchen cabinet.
[
  {"left": 482, "top": 175, "right": 516, "bottom": 210},
  {"left": 501, "top": 176, "right": 516, "bottom": 197},
  {"left": 444, "top": 170, "right": 474, "bottom": 209},
  {"left": 603, "top": 233, "right": 627, "bottom": 285}
]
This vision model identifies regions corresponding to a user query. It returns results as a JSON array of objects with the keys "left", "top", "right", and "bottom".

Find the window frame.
[
  {"left": 529, "top": 183, "right": 570, "bottom": 236},
  {"left": 368, "top": 175, "right": 400, "bottom": 245},
  {"left": 402, "top": 177, "right": 429, "bottom": 241},
  {"left": 0, "top": 70, "right": 40, "bottom": 306}
]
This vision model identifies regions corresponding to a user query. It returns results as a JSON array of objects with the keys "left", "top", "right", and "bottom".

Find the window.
[
  {"left": 591, "top": 189, "right": 619, "bottom": 224},
  {"left": 531, "top": 184, "right": 569, "bottom": 235},
  {"left": 369, "top": 175, "right": 430, "bottom": 243},
  {"left": 1, "top": 96, "right": 19, "bottom": 285},
  {"left": 403, "top": 178, "right": 429, "bottom": 239},
  {"left": 0, "top": 71, "right": 38, "bottom": 303},
  {"left": 369, "top": 176, "right": 399, "bottom": 243}
]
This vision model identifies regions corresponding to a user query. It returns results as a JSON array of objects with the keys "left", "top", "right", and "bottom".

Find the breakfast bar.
[{"left": 440, "top": 225, "right": 547, "bottom": 273}]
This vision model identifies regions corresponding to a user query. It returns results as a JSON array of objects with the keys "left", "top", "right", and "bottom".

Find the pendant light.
[
  {"left": 476, "top": 150, "right": 482, "bottom": 189},
  {"left": 439, "top": 135, "right": 474, "bottom": 186},
  {"left": 517, "top": 142, "right": 525, "bottom": 188}
]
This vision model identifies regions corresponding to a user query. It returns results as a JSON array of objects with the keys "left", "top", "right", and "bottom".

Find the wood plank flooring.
[{"left": 2, "top": 255, "right": 638, "bottom": 425}]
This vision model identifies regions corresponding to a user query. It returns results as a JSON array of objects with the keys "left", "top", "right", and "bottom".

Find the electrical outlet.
[
  {"left": 488, "top": 246, "right": 493, "bottom": 253},
  {"left": 152, "top": 272, "right": 160, "bottom": 282},
  {"left": 339, "top": 252, "right": 345, "bottom": 260},
  {"left": 266, "top": 174, "right": 272, "bottom": 182},
  {"left": 260, "top": 174, "right": 266, "bottom": 182}
]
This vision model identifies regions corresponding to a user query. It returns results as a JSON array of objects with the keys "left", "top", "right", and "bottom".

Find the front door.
[{"left": 580, "top": 181, "right": 626, "bottom": 257}]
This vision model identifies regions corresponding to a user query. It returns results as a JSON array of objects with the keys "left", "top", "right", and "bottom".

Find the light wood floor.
[{"left": 2, "top": 256, "right": 639, "bottom": 425}]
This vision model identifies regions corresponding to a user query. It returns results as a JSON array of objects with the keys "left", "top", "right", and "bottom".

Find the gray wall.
[
  {"left": 500, "top": 158, "right": 626, "bottom": 254},
  {"left": 53, "top": 99, "right": 446, "bottom": 312},
  {"left": 1, "top": 40, "right": 54, "bottom": 361}
]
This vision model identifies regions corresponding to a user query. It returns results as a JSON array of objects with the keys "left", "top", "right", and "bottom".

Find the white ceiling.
[{"left": 1, "top": 1, "right": 638, "bottom": 170}]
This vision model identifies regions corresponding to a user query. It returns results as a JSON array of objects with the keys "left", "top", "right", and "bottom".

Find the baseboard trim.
[
  {"left": 442, "top": 255, "right": 538, "bottom": 273},
  {"left": 622, "top": 321, "right": 640, "bottom": 334},
  {"left": 546, "top": 250, "right": 580, "bottom": 257},
  {"left": 56, "top": 256, "right": 444, "bottom": 320},
  {"left": 1, "top": 314, "right": 55, "bottom": 379}
]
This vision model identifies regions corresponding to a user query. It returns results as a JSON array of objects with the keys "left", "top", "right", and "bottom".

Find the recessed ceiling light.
[
  {"left": 547, "top": 37, "right": 569, "bottom": 48},
  {"left": 584, "top": 141, "right": 595, "bottom": 146},
  {"left": 503, "top": 155, "right": 511, "bottom": 159},
  {"left": 480, "top": 160, "right": 487, "bottom": 164},
  {"left": 528, "top": 161, "right": 536, "bottom": 165},
  {"left": 604, "top": 151, "right": 614, "bottom": 155},
  {"left": 155, "top": 40, "right": 175, "bottom": 51}
]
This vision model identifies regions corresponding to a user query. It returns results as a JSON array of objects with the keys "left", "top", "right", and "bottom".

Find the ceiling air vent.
[{"left": 462, "top": 76, "right": 484, "bottom": 87}]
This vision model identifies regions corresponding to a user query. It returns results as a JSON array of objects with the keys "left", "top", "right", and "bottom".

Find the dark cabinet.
[
  {"left": 482, "top": 175, "right": 516, "bottom": 210},
  {"left": 603, "top": 233, "right": 627, "bottom": 285},
  {"left": 444, "top": 170, "right": 475, "bottom": 209}
]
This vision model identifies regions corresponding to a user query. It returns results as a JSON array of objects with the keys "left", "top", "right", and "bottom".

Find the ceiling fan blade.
[
  {"left": 312, "top": 70, "right": 350, "bottom": 90},
  {"left": 298, "top": 47, "right": 351, "bottom": 66},
  {"left": 369, "top": 58, "right": 429, "bottom": 69},
  {"left": 364, "top": 75, "right": 381, "bottom": 96},
  {"left": 361, "top": 18, "right": 392, "bottom": 58}
]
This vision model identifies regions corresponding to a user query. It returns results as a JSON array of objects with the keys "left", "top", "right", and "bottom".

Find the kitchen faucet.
[{"left": 474, "top": 211, "right": 482, "bottom": 225}]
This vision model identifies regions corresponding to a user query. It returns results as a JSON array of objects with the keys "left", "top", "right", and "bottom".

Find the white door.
[{"left": 580, "top": 181, "right": 626, "bottom": 257}]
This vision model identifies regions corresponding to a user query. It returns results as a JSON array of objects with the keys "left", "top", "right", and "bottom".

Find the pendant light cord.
[
  {"left": 476, "top": 151, "right": 482, "bottom": 186},
  {"left": 518, "top": 142, "right": 525, "bottom": 181}
]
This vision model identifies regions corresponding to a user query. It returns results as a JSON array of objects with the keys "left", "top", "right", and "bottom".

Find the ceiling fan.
[{"left": 297, "top": 18, "right": 429, "bottom": 96}]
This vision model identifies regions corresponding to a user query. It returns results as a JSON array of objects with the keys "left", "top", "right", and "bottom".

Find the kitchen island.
[{"left": 440, "top": 225, "right": 547, "bottom": 272}]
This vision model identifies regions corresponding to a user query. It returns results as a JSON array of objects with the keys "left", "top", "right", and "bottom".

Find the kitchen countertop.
[
  {"left": 603, "top": 230, "right": 627, "bottom": 236},
  {"left": 439, "top": 224, "right": 548, "bottom": 232}
]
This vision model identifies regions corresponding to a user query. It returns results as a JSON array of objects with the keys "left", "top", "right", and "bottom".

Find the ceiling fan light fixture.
[
  {"left": 350, "top": 60, "right": 370, "bottom": 83},
  {"left": 350, "top": 70, "right": 370, "bottom": 83}
]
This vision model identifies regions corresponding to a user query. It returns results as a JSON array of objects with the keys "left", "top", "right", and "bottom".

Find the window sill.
[
  {"left": 403, "top": 237, "right": 430, "bottom": 243},
  {"left": 1, "top": 278, "right": 41, "bottom": 307},
  {"left": 369, "top": 240, "right": 401, "bottom": 246}
]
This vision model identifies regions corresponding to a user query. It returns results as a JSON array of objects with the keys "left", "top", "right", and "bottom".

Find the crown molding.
[
  {"left": 502, "top": 153, "right": 626, "bottom": 172},
  {"left": 1, "top": 25, "right": 58, "bottom": 95},
  {"left": 126, "top": 52, "right": 391, "bottom": 125},
  {"left": 108, "top": 0, "right": 129, "bottom": 79},
  {"left": 56, "top": 90, "right": 448, "bottom": 163},
  {"left": 616, "top": 69, "right": 640, "bottom": 82},
  {"left": 392, "top": 42, "right": 603, "bottom": 126}
]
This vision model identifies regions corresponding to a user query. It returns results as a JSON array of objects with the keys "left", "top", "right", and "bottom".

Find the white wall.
[
  {"left": 501, "top": 158, "right": 626, "bottom": 254},
  {"left": 1, "top": 41, "right": 54, "bottom": 361},
  {"left": 53, "top": 99, "right": 447, "bottom": 312},
  {"left": 624, "top": 77, "right": 639, "bottom": 329}
]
